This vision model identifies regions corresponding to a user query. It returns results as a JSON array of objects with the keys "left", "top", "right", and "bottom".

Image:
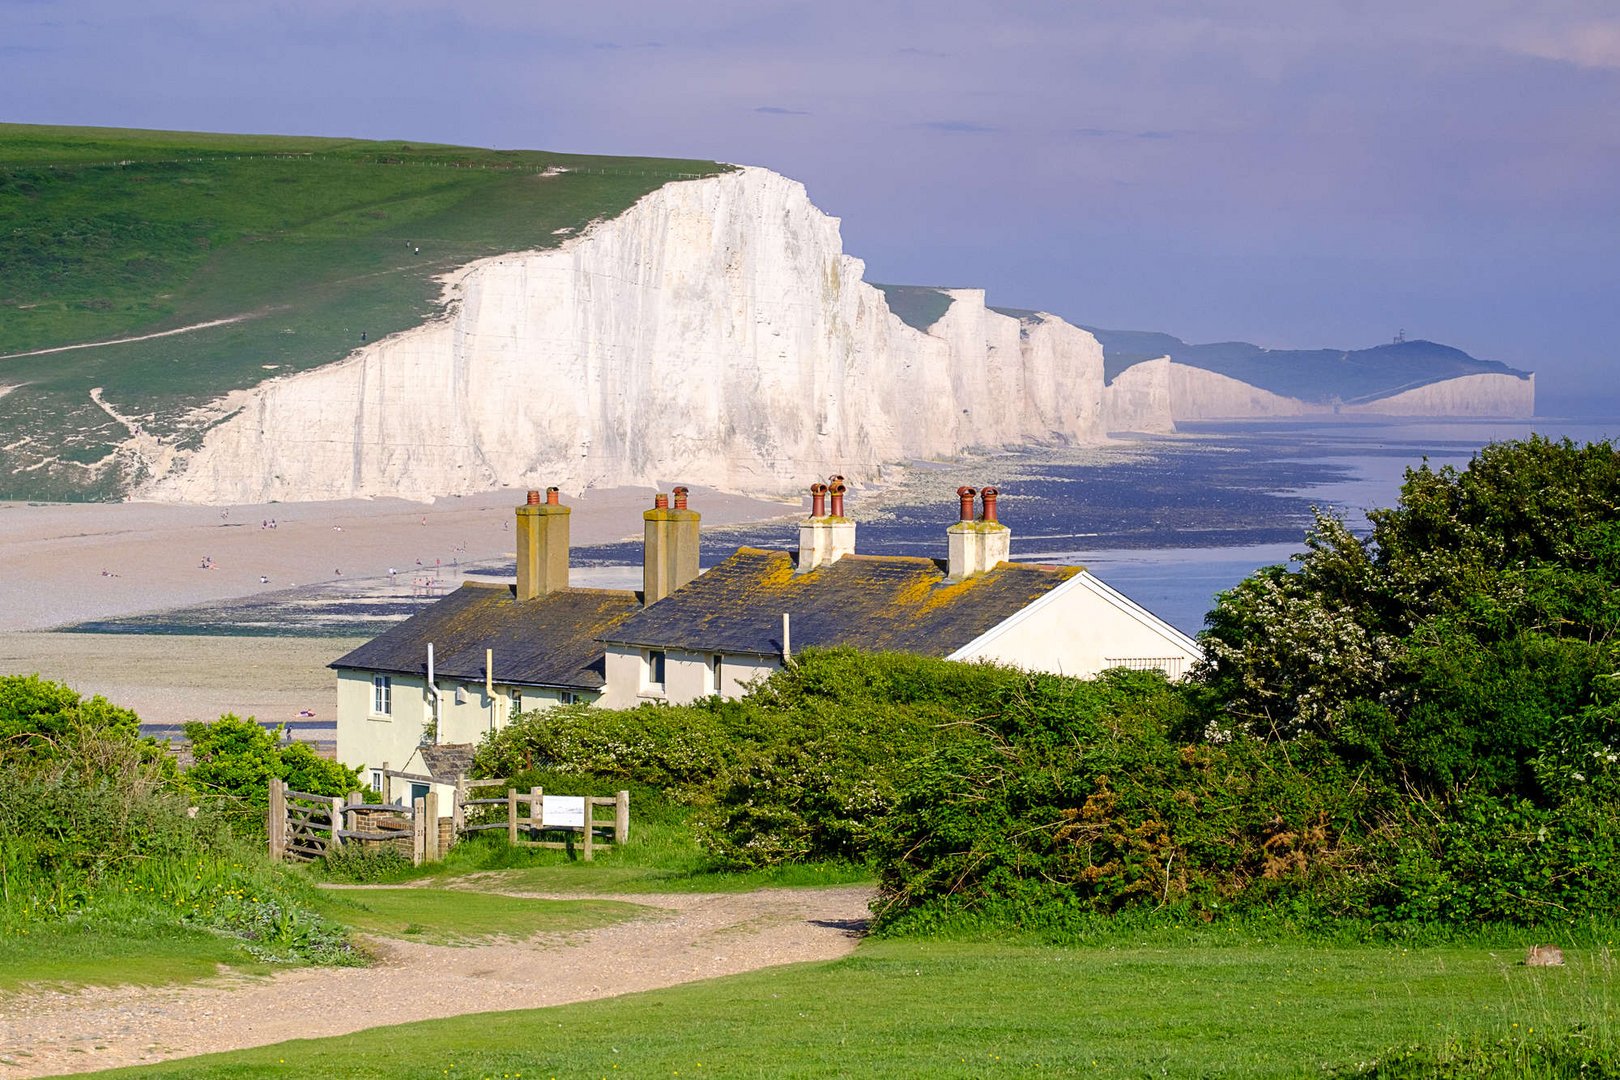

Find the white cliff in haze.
[{"left": 139, "top": 168, "right": 1119, "bottom": 503}]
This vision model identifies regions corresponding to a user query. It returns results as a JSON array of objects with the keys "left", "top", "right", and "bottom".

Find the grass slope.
[
  {"left": 81, "top": 938, "right": 1614, "bottom": 1078},
  {"left": 0, "top": 123, "right": 726, "bottom": 500}
]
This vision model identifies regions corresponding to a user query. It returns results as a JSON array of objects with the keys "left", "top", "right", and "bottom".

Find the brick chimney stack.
[
  {"left": 797, "top": 475, "right": 857, "bottom": 573},
  {"left": 643, "top": 486, "right": 700, "bottom": 606},
  {"left": 946, "top": 483, "right": 1011, "bottom": 580},
  {"left": 516, "top": 486, "right": 571, "bottom": 600}
]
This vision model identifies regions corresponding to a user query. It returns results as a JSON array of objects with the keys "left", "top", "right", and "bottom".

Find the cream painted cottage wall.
[
  {"left": 599, "top": 646, "right": 777, "bottom": 709},
  {"left": 336, "top": 669, "right": 595, "bottom": 790},
  {"left": 947, "top": 572, "right": 1202, "bottom": 680}
]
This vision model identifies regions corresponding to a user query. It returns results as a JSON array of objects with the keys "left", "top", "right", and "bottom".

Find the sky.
[{"left": 4, "top": 0, "right": 1618, "bottom": 416}]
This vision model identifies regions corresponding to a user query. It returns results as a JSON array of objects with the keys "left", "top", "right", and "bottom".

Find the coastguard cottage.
[{"left": 332, "top": 481, "right": 1200, "bottom": 792}]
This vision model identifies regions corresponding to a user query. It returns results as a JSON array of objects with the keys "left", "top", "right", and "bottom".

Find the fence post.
[
  {"left": 616, "top": 790, "right": 630, "bottom": 844},
  {"left": 413, "top": 796, "right": 427, "bottom": 866},
  {"left": 507, "top": 788, "right": 518, "bottom": 846},
  {"left": 329, "top": 796, "right": 344, "bottom": 852},
  {"left": 582, "top": 799, "right": 594, "bottom": 862},
  {"left": 529, "top": 786, "right": 542, "bottom": 841},
  {"left": 381, "top": 761, "right": 391, "bottom": 803},
  {"left": 268, "top": 778, "right": 286, "bottom": 861},
  {"left": 423, "top": 791, "right": 441, "bottom": 862},
  {"left": 452, "top": 773, "right": 466, "bottom": 838}
]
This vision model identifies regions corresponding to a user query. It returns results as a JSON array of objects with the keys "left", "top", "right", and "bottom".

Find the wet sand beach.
[{"left": 0, "top": 485, "right": 795, "bottom": 730}]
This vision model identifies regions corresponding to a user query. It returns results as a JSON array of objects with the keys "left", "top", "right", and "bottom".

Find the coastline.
[{"left": 0, "top": 484, "right": 797, "bottom": 732}]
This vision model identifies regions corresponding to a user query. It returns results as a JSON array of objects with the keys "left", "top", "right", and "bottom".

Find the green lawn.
[
  {"left": 0, "top": 884, "right": 645, "bottom": 993},
  {"left": 0, "top": 922, "right": 266, "bottom": 994},
  {"left": 310, "top": 886, "right": 646, "bottom": 945},
  {"left": 0, "top": 123, "right": 725, "bottom": 499},
  {"left": 78, "top": 939, "right": 1615, "bottom": 1078}
]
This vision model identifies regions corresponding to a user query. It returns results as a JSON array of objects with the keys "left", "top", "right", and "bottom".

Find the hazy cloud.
[{"left": 917, "top": 120, "right": 1000, "bottom": 134}]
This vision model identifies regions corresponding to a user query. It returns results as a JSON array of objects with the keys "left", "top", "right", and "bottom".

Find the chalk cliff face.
[
  {"left": 1098, "top": 359, "right": 1534, "bottom": 425},
  {"left": 1343, "top": 372, "right": 1536, "bottom": 417},
  {"left": 140, "top": 168, "right": 1113, "bottom": 503}
]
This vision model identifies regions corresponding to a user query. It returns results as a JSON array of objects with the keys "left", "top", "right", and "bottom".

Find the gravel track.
[{"left": 0, "top": 885, "right": 871, "bottom": 1078}]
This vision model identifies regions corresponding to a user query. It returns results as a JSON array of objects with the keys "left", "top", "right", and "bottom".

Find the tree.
[
  {"left": 184, "top": 714, "right": 359, "bottom": 806},
  {"left": 1197, "top": 436, "right": 1620, "bottom": 800}
]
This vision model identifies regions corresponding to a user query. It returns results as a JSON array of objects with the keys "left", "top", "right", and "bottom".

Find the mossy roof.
[
  {"left": 601, "top": 547, "right": 1081, "bottom": 657},
  {"left": 331, "top": 582, "right": 640, "bottom": 690}
]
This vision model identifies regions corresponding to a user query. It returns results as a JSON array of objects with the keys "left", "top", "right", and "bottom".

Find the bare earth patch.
[{"left": 0, "top": 886, "right": 871, "bottom": 1078}]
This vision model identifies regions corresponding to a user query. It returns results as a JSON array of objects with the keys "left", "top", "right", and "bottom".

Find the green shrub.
[{"left": 183, "top": 713, "right": 360, "bottom": 812}]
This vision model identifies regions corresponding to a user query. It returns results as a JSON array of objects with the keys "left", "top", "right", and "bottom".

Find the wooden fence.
[
  {"left": 459, "top": 778, "right": 629, "bottom": 862},
  {"left": 268, "top": 776, "right": 628, "bottom": 864}
]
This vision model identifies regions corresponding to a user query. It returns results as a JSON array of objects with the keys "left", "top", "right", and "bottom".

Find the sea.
[
  {"left": 75, "top": 415, "right": 1618, "bottom": 641},
  {"left": 573, "top": 416, "right": 1619, "bottom": 636}
]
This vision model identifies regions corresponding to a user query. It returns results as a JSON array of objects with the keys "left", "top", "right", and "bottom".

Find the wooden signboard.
[{"left": 541, "top": 795, "right": 586, "bottom": 829}]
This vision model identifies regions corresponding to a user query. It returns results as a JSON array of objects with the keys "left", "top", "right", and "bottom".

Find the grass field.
[
  {"left": 0, "top": 886, "right": 643, "bottom": 994},
  {"left": 0, "top": 123, "right": 725, "bottom": 500},
  {"left": 77, "top": 938, "right": 1614, "bottom": 1078},
  {"left": 309, "top": 886, "right": 644, "bottom": 946}
]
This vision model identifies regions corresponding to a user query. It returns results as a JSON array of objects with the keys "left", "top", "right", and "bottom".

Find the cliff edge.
[{"left": 138, "top": 168, "right": 1119, "bottom": 503}]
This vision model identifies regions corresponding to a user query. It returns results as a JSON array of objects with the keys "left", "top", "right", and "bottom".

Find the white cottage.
[
  {"left": 594, "top": 483, "right": 1201, "bottom": 708},
  {"left": 333, "top": 482, "right": 1201, "bottom": 793}
]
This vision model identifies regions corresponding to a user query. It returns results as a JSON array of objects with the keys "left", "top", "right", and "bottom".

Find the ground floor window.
[{"left": 372, "top": 674, "right": 392, "bottom": 715}]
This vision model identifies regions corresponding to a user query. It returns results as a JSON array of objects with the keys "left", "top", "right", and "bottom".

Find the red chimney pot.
[
  {"left": 956, "top": 485, "right": 977, "bottom": 522},
  {"left": 829, "top": 478, "right": 847, "bottom": 518},
  {"left": 654, "top": 493, "right": 669, "bottom": 509},
  {"left": 672, "top": 485, "right": 689, "bottom": 510},
  {"left": 526, "top": 490, "right": 541, "bottom": 506},
  {"left": 810, "top": 482, "right": 828, "bottom": 518},
  {"left": 981, "top": 486, "right": 999, "bottom": 523},
  {"left": 545, "top": 486, "right": 561, "bottom": 505}
]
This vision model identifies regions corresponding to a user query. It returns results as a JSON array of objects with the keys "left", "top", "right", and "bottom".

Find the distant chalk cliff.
[{"left": 135, "top": 167, "right": 1531, "bottom": 504}]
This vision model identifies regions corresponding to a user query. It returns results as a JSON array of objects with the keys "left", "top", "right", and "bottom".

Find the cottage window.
[
  {"left": 511, "top": 688, "right": 524, "bottom": 714},
  {"left": 560, "top": 691, "right": 581, "bottom": 705},
  {"left": 709, "top": 654, "right": 723, "bottom": 694},
  {"left": 644, "top": 650, "right": 667, "bottom": 692},
  {"left": 372, "top": 674, "right": 392, "bottom": 715}
]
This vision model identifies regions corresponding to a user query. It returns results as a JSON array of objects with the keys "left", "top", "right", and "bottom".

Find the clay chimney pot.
[
  {"left": 673, "top": 486, "right": 689, "bottom": 510},
  {"left": 526, "top": 490, "right": 541, "bottom": 506},
  {"left": 545, "top": 486, "right": 561, "bottom": 505},
  {"left": 956, "top": 485, "right": 977, "bottom": 522},
  {"left": 654, "top": 493, "right": 669, "bottom": 510},
  {"left": 981, "top": 486, "right": 999, "bottom": 523}
]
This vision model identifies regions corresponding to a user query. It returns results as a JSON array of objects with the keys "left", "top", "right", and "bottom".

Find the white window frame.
[
  {"left": 644, "top": 649, "right": 667, "bottom": 694},
  {"left": 372, "top": 674, "right": 392, "bottom": 716}
]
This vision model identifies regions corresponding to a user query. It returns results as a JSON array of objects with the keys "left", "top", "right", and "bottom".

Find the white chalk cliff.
[
  {"left": 133, "top": 167, "right": 1532, "bottom": 504},
  {"left": 139, "top": 168, "right": 1125, "bottom": 503}
]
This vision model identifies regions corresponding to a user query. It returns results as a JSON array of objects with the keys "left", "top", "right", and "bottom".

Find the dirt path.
[
  {"left": 0, "top": 885, "right": 871, "bottom": 1078},
  {"left": 0, "top": 315, "right": 261, "bottom": 363}
]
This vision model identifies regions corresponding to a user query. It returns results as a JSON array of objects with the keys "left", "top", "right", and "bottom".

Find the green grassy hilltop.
[{"left": 0, "top": 123, "right": 725, "bottom": 500}]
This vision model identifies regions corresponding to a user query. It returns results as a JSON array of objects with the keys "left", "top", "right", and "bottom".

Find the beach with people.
[{"left": 0, "top": 485, "right": 795, "bottom": 734}]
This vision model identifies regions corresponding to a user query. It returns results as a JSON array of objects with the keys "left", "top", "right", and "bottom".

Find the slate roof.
[
  {"left": 419, "top": 743, "right": 477, "bottom": 781},
  {"left": 600, "top": 547, "right": 1081, "bottom": 657},
  {"left": 331, "top": 582, "right": 641, "bottom": 690}
]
